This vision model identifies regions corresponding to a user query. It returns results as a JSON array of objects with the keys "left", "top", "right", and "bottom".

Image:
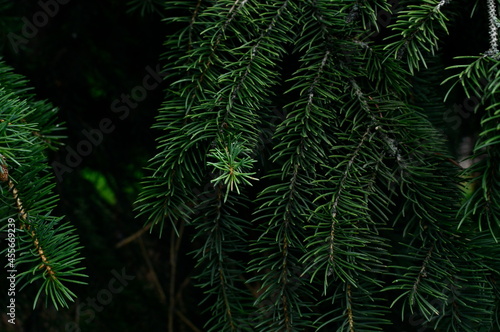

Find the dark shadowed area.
[{"left": 0, "top": 1, "right": 194, "bottom": 331}]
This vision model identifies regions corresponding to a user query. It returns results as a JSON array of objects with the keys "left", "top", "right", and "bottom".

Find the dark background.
[
  {"left": 0, "top": 1, "right": 193, "bottom": 331},
  {"left": 0, "top": 0, "right": 489, "bottom": 331}
]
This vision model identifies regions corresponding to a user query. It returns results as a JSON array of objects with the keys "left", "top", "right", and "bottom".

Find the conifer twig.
[
  {"left": 486, "top": 0, "right": 499, "bottom": 56},
  {"left": 175, "top": 309, "right": 202, "bottom": 332},
  {"left": 169, "top": 219, "right": 184, "bottom": 332},
  {"left": 138, "top": 236, "right": 166, "bottom": 303},
  {"left": 115, "top": 223, "right": 152, "bottom": 248},
  {"left": 1, "top": 160, "right": 56, "bottom": 279}
]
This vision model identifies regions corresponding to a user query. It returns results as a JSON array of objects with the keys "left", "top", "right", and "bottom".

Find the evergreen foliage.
[
  {"left": 137, "top": 0, "right": 500, "bottom": 331},
  {"left": 0, "top": 60, "right": 87, "bottom": 309},
  {"left": 3, "top": 0, "right": 499, "bottom": 330}
]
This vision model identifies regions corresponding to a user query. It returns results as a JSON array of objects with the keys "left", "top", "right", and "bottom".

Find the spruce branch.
[
  {"left": 1, "top": 155, "right": 86, "bottom": 311},
  {"left": 140, "top": 0, "right": 500, "bottom": 330},
  {"left": 347, "top": 283, "right": 355, "bottom": 332},
  {"left": 384, "top": 0, "right": 451, "bottom": 73},
  {"left": 207, "top": 135, "right": 257, "bottom": 201},
  {"left": 3, "top": 169, "right": 55, "bottom": 278},
  {"left": 197, "top": 0, "right": 250, "bottom": 85},
  {"left": 191, "top": 184, "right": 252, "bottom": 331},
  {"left": 443, "top": 55, "right": 500, "bottom": 240},
  {"left": 436, "top": 0, "right": 452, "bottom": 11},
  {"left": 486, "top": 0, "right": 499, "bottom": 57},
  {"left": 188, "top": 0, "right": 203, "bottom": 50},
  {"left": 0, "top": 61, "right": 87, "bottom": 310}
]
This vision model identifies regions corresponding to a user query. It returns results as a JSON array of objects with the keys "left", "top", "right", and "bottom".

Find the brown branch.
[
  {"left": 1, "top": 158, "right": 55, "bottom": 278},
  {"left": 347, "top": 283, "right": 355, "bottom": 332},
  {"left": 115, "top": 223, "right": 152, "bottom": 248},
  {"left": 175, "top": 309, "right": 202, "bottom": 332},
  {"left": 138, "top": 236, "right": 166, "bottom": 303},
  {"left": 169, "top": 220, "right": 185, "bottom": 332}
]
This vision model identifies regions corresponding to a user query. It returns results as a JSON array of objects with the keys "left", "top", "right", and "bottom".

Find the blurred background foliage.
[
  {"left": 0, "top": 1, "right": 175, "bottom": 331},
  {"left": 0, "top": 0, "right": 491, "bottom": 331}
]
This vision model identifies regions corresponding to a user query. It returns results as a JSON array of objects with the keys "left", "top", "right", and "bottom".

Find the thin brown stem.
[
  {"left": 138, "top": 236, "right": 166, "bottom": 303},
  {"left": 115, "top": 223, "right": 152, "bottom": 248},
  {"left": 169, "top": 220, "right": 185, "bottom": 332},
  {"left": 1, "top": 159, "right": 55, "bottom": 278}
]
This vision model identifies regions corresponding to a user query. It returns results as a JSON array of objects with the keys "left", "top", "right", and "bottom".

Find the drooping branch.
[{"left": 2, "top": 157, "right": 56, "bottom": 279}]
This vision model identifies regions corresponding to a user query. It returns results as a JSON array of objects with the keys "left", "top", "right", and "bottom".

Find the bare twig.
[
  {"left": 175, "top": 310, "right": 202, "bottom": 332},
  {"left": 138, "top": 236, "right": 166, "bottom": 303},
  {"left": 115, "top": 223, "right": 151, "bottom": 248},
  {"left": 169, "top": 220, "right": 185, "bottom": 332}
]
